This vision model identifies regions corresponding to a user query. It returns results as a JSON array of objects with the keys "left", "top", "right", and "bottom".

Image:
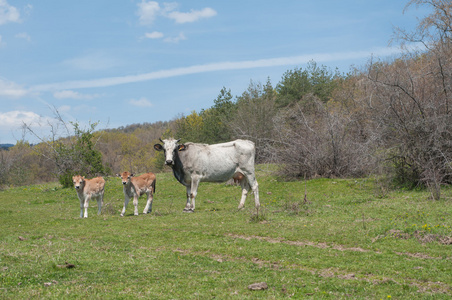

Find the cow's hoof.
[
  {"left": 183, "top": 209, "right": 194, "bottom": 213},
  {"left": 120, "top": 214, "right": 124, "bottom": 217},
  {"left": 134, "top": 213, "right": 139, "bottom": 216}
]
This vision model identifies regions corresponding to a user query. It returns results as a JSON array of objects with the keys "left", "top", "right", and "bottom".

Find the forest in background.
[{"left": 1, "top": 0, "right": 451, "bottom": 199}]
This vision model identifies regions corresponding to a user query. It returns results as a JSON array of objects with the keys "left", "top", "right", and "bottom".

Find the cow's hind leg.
[
  {"left": 238, "top": 179, "right": 250, "bottom": 209},
  {"left": 243, "top": 173, "right": 260, "bottom": 209},
  {"left": 143, "top": 191, "right": 153, "bottom": 214}
]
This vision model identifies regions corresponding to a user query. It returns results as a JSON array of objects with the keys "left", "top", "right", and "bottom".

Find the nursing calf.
[
  {"left": 72, "top": 175, "right": 105, "bottom": 218},
  {"left": 117, "top": 171, "right": 156, "bottom": 216}
]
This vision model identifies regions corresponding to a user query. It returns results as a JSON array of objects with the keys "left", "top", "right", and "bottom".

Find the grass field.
[{"left": 1, "top": 166, "right": 451, "bottom": 299}]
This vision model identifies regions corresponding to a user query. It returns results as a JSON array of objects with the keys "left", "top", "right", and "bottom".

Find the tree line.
[{"left": 1, "top": 0, "right": 451, "bottom": 199}]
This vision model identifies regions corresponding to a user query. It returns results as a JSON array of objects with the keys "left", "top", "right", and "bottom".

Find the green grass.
[{"left": 1, "top": 166, "right": 451, "bottom": 299}]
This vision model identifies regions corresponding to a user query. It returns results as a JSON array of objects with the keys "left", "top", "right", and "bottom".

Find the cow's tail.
[{"left": 152, "top": 179, "right": 156, "bottom": 194}]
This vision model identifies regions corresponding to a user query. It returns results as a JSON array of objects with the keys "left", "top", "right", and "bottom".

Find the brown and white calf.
[
  {"left": 72, "top": 175, "right": 105, "bottom": 218},
  {"left": 117, "top": 171, "right": 156, "bottom": 216}
]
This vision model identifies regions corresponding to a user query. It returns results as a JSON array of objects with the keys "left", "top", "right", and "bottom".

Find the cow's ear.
[
  {"left": 178, "top": 144, "right": 187, "bottom": 151},
  {"left": 116, "top": 174, "right": 120, "bottom": 177},
  {"left": 154, "top": 144, "right": 163, "bottom": 151},
  {"left": 130, "top": 173, "right": 134, "bottom": 177}
]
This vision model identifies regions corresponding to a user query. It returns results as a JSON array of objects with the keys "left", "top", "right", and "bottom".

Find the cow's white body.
[
  {"left": 154, "top": 138, "right": 259, "bottom": 212},
  {"left": 72, "top": 175, "right": 105, "bottom": 218},
  {"left": 117, "top": 171, "right": 156, "bottom": 216}
]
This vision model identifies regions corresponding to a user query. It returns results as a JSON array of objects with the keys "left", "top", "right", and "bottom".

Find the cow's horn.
[
  {"left": 159, "top": 138, "right": 164, "bottom": 143},
  {"left": 176, "top": 138, "right": 181, "bottom": 143}
]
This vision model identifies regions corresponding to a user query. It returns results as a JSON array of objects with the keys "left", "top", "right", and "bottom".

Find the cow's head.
[
  {"left": 117, "top": 171, "right": 133, "bottom": 185},
  {"left": 72, "top": 175, "right": 85, "bottom": 190},
  {"left": 154, "top": 138, "right": 186, "bottom": 166}
]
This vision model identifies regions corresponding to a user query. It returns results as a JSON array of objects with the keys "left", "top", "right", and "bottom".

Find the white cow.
[
  {"left": 72, "top": 175, "right": 105, "bottom": 218},
  {"left": 154, "top": 138, "right": 260, "bottom": 212},
  {"left": 117, "top": 171, "right": 156, "bottom": 216}
]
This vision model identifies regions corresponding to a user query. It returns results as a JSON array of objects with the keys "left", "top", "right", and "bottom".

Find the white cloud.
[
  {"left": 0, "top": 0, "right": 20, "bottom": 25},
  {"left": 137, "top": 1, "right": 160, "bottom": 25},
  {"left": 53, "top": 90, "right": 100, "bottom": 100},
  {"left": 0, "top": 110, "right": 43, "bottom": 127},
  {"left": 0, "top": 78, "right": 28, "bottom": 98},
  {"left": 164, "top": 32, "right": 186, "bottom": 43},
  {"left": 30, "top": 47, "right": 406, "bottom": 92},
  {"left": 167, "top": 7, "right": 217, "bottom": 24},
  {"left": 129, "top": 97, "right": 153, "bottom": 107},
  {"left": 137, "top": 1, "right": 217, "bottom": 26},
  {"left": 144, "top": 31, "right": 164, "bottom": 39},
  {"left": 15, "top": 32, "right": 31, "bottom": 42}
]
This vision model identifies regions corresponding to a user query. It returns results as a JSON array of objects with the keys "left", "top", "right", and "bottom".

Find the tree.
[
  {"left": 24, "top": 109, "right": 109, "bottom": 188},
  {"left": 200, "top": 87, "right": 235, "bottom": 144},
  {"left": 230, "top": 78, "right": 276, "bottom": 161},
  {"left": 275, "top": 61, "right": 342, "bottom": 108},
  {"left": 173, "top": 111, "right": 205, "bottom": 143},
  {"left": 366, "top": 0, "right": 452, "bottom": 198}
]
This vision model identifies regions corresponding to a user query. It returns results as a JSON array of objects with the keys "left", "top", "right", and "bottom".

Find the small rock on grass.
[{"left": 248, "top": 282, "right": 268, "bottom": 290}]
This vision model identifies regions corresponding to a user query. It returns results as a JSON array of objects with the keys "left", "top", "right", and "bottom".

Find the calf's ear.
[
  {"left": 178, "top": 144, "right": 187, "bottom": 151},
  {"left": 154, "top": 144, "right": 163, "bottom": 151}
]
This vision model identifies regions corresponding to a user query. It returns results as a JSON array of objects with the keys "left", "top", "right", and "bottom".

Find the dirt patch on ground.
[
  {"left": 376, "top": 230, "right": 452, "bottom": 246},
  {"left": 226, "top": 233, "right": 368, "bottom": 252}
]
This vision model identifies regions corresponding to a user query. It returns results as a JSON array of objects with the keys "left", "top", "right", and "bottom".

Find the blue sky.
[{"left": 0, "top": 0, "right": 430, "bottom": 144}]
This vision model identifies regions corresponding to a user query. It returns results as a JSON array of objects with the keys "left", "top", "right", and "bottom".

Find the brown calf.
[
  {"left": 72, "top": 175, "right": 105, "bottom": 218},
  {"left": 117, "top": 171, "right": 156, "bottom": 216}
]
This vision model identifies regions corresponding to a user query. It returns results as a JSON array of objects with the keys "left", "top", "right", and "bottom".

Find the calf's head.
[
  {"left": 154, "top": 138, "right": 186, "bottom": 166},
  {"left": 117, "top": 171, "right": 134, "bottom": 185},
  {"left": 72, "top": 175, "right": 85, "bottom": 190}
]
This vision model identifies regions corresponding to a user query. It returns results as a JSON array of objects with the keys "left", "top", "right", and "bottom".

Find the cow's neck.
[{"left": 171, "top": 151, "right": 186, "bottom": 186}]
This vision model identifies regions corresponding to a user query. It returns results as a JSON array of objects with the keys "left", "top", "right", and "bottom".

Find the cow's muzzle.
[
  {"left": 165, "top": 160, "right": 174, "bottom": 165},
  {"left": 122, "top": 182, "right": 127, "bottom": 185}
]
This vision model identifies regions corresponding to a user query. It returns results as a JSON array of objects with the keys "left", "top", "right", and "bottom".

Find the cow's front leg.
[
  {"left": 188, "top": 178, "right": 200, "bottom": 212},
  {"left": 120, "top": 194, "right": 130, "bottom": 217},
  {"left": 83, "top": 195, "right": 90, "bottom": 218},
  {"left": 143, "top": 192, "right": 153, "bottom": 214},
  {"left": 133, "top": 195, "right": 139, "bottom": 216},
  {"left": 183, "top": 185, "right": 192, "bottom": 212}
]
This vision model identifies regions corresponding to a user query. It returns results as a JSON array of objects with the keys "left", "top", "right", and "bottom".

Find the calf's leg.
[
  {"left": 143, "top": 191, "right": 153, "bottom": 214},
  {"left": 79, "top": 196, "right": 85, "bottom": 218},
  {"left": 83, "top": 195, "right": 90, "bottom": 218},
  {"left": 133, "top": 195, "right": 139, "bottom": 216},
  {"left": 120, "top": 194, "right": 130, "bottom": 217},
  {"left": 96, "top": 194, "right": 103, "bottom": 215}
]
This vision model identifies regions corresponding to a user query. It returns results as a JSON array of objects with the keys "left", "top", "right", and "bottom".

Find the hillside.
[{"left": 0, "top": 170, "right": 451, "bottom": 298}]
